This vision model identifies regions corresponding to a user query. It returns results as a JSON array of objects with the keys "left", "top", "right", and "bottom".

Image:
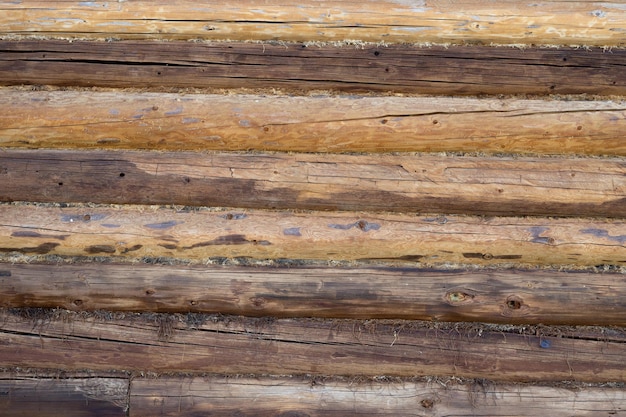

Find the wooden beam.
[
  {"left": 2, "top": 1, "right": 625, "bottom": 46},
  {"left": 130, "top": 376, "right": 626, "bottom": 417},
  {"left": 1, "top": 310, "right": 626, "bottom": 382},
  {"left": 1, "top": 204, "right": 625, "bottom": 266},
  {"left": 1, "top": 41, "right": 625, "bottom": 95},
  {"left": 3, "top": 88, "right": 626, "bottom": 156},
  {"left": 3, "top": 263, "right": 626, "bottom": 325},
  {"left": 0, "top": 375, "right": 128, "bottom": 417},
  {"left": 1, "top": 150, "right": 625, "bottom": 218}
]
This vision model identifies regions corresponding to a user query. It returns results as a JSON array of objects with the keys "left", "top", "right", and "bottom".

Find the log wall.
[{"left": 2, "top": 0, "right": 626, "bottom": 414}]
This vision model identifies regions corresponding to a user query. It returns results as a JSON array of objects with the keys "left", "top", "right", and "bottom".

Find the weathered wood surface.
[
  {"left": 3, "top": 88, "right": 625, "bottom": 156},
  {"left": 2, "top": 150, "right": 625, "bottom": 218},
  {"left": 1, "top": 310, "right": 626, "bottom": 382},
  {"left": 2, "top": 204, "right": 626, "bottom": 266},
  {"left": 3, "top": 263, "right": 626, "bottom": 326},
  {"left": 0, "top": 376, "right": 128, "bottom": 417},
  {"left": 2, "top": 1, "right": 625, "bottom": 46},
  {"left": 131, "top": 376, "right": 626, "bottom": 417},
  {"left": 2, "top": 41, "right": 626, "bottom": 95}
]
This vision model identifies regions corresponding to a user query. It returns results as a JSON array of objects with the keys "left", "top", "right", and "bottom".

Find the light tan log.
[
  {"left": 130, "top": 376, "right": 626, "bottom": 417},
  {"left": 2, "top": 150, "right": 626, "bottom": 218},
  {"left": 3, "top": 88, "right": 626, "bottom": 156},
  {"left": 0, "top": 375, "right": 128, "bottom": 417},
  {"left": 1, "top": 204, "right": 626, "bottom": 266},
  {"left": 1, "top": 310, "right": 626, "bottom": 382},
  {"left": 2, "top": 1, "right": 626, "bottom": 46},
  {"left": 3, "top": 263, "right": 626, "bottom": 326}
]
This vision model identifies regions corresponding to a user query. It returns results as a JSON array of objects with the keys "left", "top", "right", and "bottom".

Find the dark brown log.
[
  {"left": 1, "top": 204, "right": 625, "bottom": 267},
  {"left": 3, "top": 88, "right": 625, "bottom": 156},
  {"left": 2, "top": 1, "right": 625, "bottom": 46},
  {"left": 0, "top": 375, "right": 128, "bottom": 417},
  {"left": 131, "top": 376, "right": 626, "bottom": 417},
  {"left": 1, "top": 150, "right": 625, "bottom": 217},
  {"left": 3, "top": 263, "right": 626, "bottom": 326},
  {"left": 1, "top": 41, "right": 625, "bottom": 95},
  {"left": 1, "top": 310, "right": 625, "bottom": 382}
]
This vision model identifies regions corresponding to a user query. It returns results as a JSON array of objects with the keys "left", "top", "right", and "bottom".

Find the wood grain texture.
[
  {"left": 1, "top": 204, "right": 626, "bottom": 266},
  {"left": 0, "top": 376, "right": 128, "bottom": 417},
  {"left": 131, "top": 376, "right": 626, "bottom": 417},
  {"left": 3, "top": 263, "right": 626, "bottom": 325},
  {"left": 2, "top": 41, "right": 626, "bottom": 95},
  {"left": 2, "top": 1, "right": 625, "bottom": 46},
  {"left": 3, "top": 88, "right": 626, "bottom": 156},
  {"left": 1, "top": 150, "right": 625, "bottom": 218},
  {"left": 1, "top": 310, "right": 626, "bottom": 382}
]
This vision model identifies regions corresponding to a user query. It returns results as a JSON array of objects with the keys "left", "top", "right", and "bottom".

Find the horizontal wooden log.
[
  {"left": 1, "top": 41, "right": 625, "bottom": 95},
  {"left": 1, "top": 310, "right": 626, "bottom": 382},
  {"left": 1, "top": 204, "right": 625, "bottom": 267},
  {"left": 0, "top": 375, "right": 128, "bottom": 417},
  {"left": 1, "top": 150, "right": 625, "bottom": 218},
  {"left": 2, "top": 1, "right": 625, "bottom": 46},
  {"left": 3, "top": 88, "right": 626, "bottom": 156},
  {"left": 3, "top": 263, "right": 626, "bottom": 325},
  {"left": 131, "top": 376, "right": 626, "bottom": 417}
]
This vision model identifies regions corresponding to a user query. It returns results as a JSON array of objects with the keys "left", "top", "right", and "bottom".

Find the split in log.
[
  {"left": 1, "top": 204, "right": 625, "bottom": 266},
  {"left": 0, "top": 375, "right": 128, "bottom": 417},
  {"left": 2, "top": 1, "right": 625, "bottom": 46},
  {"left": 1, "top": 309, "right": 626, "bottom": 382},
  {"left": 131, "top": 375, "right": 626, "bottom": 417},
  {"left": 3, "top": 88, "right": 626, "bottom": 156},
  {"left": 2, "top": 262, "right": 626, "bottom": 326},
  {"left": 1, "top": 150, "right": 625, "bottom": 218},
  {"left": 1, "top": 41, "right": 626, "bottom": 95}
]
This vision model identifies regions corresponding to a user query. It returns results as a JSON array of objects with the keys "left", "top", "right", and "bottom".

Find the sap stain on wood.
[
  {"left": 85, "top": 245, "right": 116, "bottom": 254},
  {"left": 11, "top": 231, "right": 69, "bottom": 240},
  {"left": 183, "top": 235, "right": 271, "bottom": 249},
  {"left": 0, "top": 242, "right": 59, "bottom": 254}
]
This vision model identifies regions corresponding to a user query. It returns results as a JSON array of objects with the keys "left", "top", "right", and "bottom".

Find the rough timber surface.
[
  {"left": 0, "top": 375, "right": 128, "bottom": 417},
  {"left": 3, "top": 262, "right": 626, "bottom": 326},
  {"left": 1, "top": 310, "right": 626, "bottom": 382},
  {"left": 131, "top": 376, "right": 626, "bottom": 417},
  {"left": 1, "top": 41, "right": 626, "bottom": 95},
  {"left": 3, "top": 88, "right": 626, "bottom": 156},
  {"left": 1, "top": 150, "right": 625, "bottom": 218},
  {"left": 1, "top": 1, "right": 626, "bottom": 46},
  {"left": 1, "top": 204, "right": 626, "bottom": 267}
]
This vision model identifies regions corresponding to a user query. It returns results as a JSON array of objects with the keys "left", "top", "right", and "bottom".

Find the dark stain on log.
[
  {"left": 581, "top": 228, "right": 626, "bottom": 244},
  {"left": 102, "top": 224, "right": 121, "bottom": 228},
  {"left": 277, "top": 412, "right": 311, "bottom": 417},
  {"left": 144, "top": 221, "right": 182, "bottom": 230},
  {"left": 158, "top": 243, "right": 178, "bottom": 250},
  {"left": 122, "top": 244, "right": 143, "bottom": 253},
  {"left": 358, "top": 254, "right": 423, "bottom": 262},
  {"left": 0, "top": 242, "right": 59, "bottom": 254},
  {"left": 0, "top": 270, "right": 11, "bottom": 277},
  {"left": 11, "top": 230, "right": 69, "bottom": 240},
  {"left": 184, "top": 235, "right": 271, "bottom": 249},
  {"left": 220, "top": 213, "right": 247, "bottom": 220},
  {"left": 328, "top": 220, "right": 381, "bottom": 232},
  {"left": 283, "top": 227, "right": 302, "bottom": 236},
  {"left": 85, "top": 245, "right": 116, "bottom": 254},
  {"left": 463, "top": 253, "right": 523, "bottom": 260},
  {"left": 528, "top": 226, "right": 555, "bottom": 244}
]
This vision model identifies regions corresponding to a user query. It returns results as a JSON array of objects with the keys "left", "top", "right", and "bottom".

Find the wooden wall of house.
[{"left": 1, "top": 1, "right": 626, "bottom": 415}]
